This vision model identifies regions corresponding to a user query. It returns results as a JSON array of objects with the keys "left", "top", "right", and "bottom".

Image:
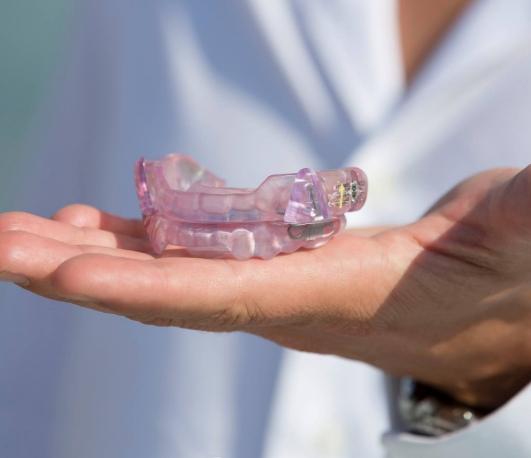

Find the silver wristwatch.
[{"left": 398, "top": 378, "right": 490, "bottom": 437}]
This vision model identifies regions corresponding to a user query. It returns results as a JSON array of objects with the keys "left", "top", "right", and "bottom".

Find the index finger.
[{"left": 53, "top": 204, "right": 146, "bottom": 238}]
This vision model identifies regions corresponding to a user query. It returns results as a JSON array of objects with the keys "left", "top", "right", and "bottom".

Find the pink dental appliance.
[{"left": 135, "top": 154, "right": 367, "bottom": 260}]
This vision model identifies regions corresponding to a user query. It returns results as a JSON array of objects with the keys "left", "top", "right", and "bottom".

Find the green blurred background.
[{"left": 0, "top": 0, "right": 71, "bottom": 208}]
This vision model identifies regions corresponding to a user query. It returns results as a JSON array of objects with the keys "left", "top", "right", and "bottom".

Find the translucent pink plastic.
[{"left": 135, "top": 154, "right": 367, "bottom": 259}]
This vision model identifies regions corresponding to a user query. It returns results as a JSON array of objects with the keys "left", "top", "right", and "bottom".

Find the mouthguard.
[{"left": 135, "top": 154, "right": 367, "bottom": 259}]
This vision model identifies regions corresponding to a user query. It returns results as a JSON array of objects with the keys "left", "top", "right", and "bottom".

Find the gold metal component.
[
  {"left": 338, "top": 183, "right": 345, "bottom": 208},
  {"left": 328, "top": 181, "right": 358, "bottom": 208}
]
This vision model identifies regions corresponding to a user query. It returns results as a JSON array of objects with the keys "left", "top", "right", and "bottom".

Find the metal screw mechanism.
[
  {"left": 328, "top": 181, "right": 360, "bottom": 208},
  {"left": 287, "top": 221, "right": 335, "bottom": 240}
]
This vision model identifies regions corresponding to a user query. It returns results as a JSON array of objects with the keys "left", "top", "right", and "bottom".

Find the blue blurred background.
[{"left": 0, "top": 1, "right": 71, "bottom": 209}]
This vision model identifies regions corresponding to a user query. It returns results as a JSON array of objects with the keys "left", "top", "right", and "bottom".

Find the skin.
[
  {"left": 400, "top": 0, "right": 472, "bottom": 81},
  {"left": 1, "top": 0, "right": 528, "bottom": 411},
  {"left": 0, "top": 167, "right": 530, "bottom": 409}
]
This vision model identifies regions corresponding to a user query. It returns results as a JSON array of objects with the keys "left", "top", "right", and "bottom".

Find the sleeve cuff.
[{"left": 383, "top": 380, "right": 531, "bottom": 457}]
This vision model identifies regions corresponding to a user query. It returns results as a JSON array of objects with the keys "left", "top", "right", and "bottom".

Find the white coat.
[{"left": 1, "top": 1, "right": 530, "bottom": 457}]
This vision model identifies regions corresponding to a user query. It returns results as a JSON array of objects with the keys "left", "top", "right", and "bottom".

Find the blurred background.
[
  {"left": 3, "top": 2, "right": 531, "bottom": 457},
  {"left": 0, "top": 1, "right": 71, "bottom": 209}
]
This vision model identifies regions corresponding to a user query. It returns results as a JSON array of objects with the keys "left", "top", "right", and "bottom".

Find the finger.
[
  {"left": 497, "top": 165, "right": 531, "bottom": 237},
  {"left": 0, "top": 211, "right": 150, "bottom": 252},
  {"left": 53, "top": 204, "right": 146, "bottom": 238},
  {"left": 50, "top": 234, "right": 380, "bottom": 330},
  {"left": 423, "top": 168, "right": 518, "bottom": 217},
  {"left": 0, "top": 230, "right": 153, "bottom": 299},
  {"left": 50, "top": 254, "right": 245, "bottom": 328}
]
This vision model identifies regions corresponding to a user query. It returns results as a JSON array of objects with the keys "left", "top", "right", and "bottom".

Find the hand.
[{"left": 1, "top": 166, "right": 530, "bottom": 409}]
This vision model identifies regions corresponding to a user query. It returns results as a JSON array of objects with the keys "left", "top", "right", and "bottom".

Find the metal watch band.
[{"left": 398, "top": 378, "right": 491, "bottom": 437}]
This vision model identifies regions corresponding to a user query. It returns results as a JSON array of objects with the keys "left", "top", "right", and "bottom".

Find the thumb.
[
  {"left": 496, "top": 165, "right": 531, "bottom": 238},
  {"left": 488, "top": 165, "right": 531, "bottom": 278}
]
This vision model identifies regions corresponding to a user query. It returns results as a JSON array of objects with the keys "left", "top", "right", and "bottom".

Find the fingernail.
[{"left": 0, "top": 271, "right": 30, "bottom": 287}]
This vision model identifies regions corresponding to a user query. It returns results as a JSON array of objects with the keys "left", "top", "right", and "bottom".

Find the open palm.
[{"left": 1, "top": 166, "right": 530, "bottom": 407}]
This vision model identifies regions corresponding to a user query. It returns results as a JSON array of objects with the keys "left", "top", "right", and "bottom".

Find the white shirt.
[{"left": 1, "top": 1, "right": 531, "bottom": 457}]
